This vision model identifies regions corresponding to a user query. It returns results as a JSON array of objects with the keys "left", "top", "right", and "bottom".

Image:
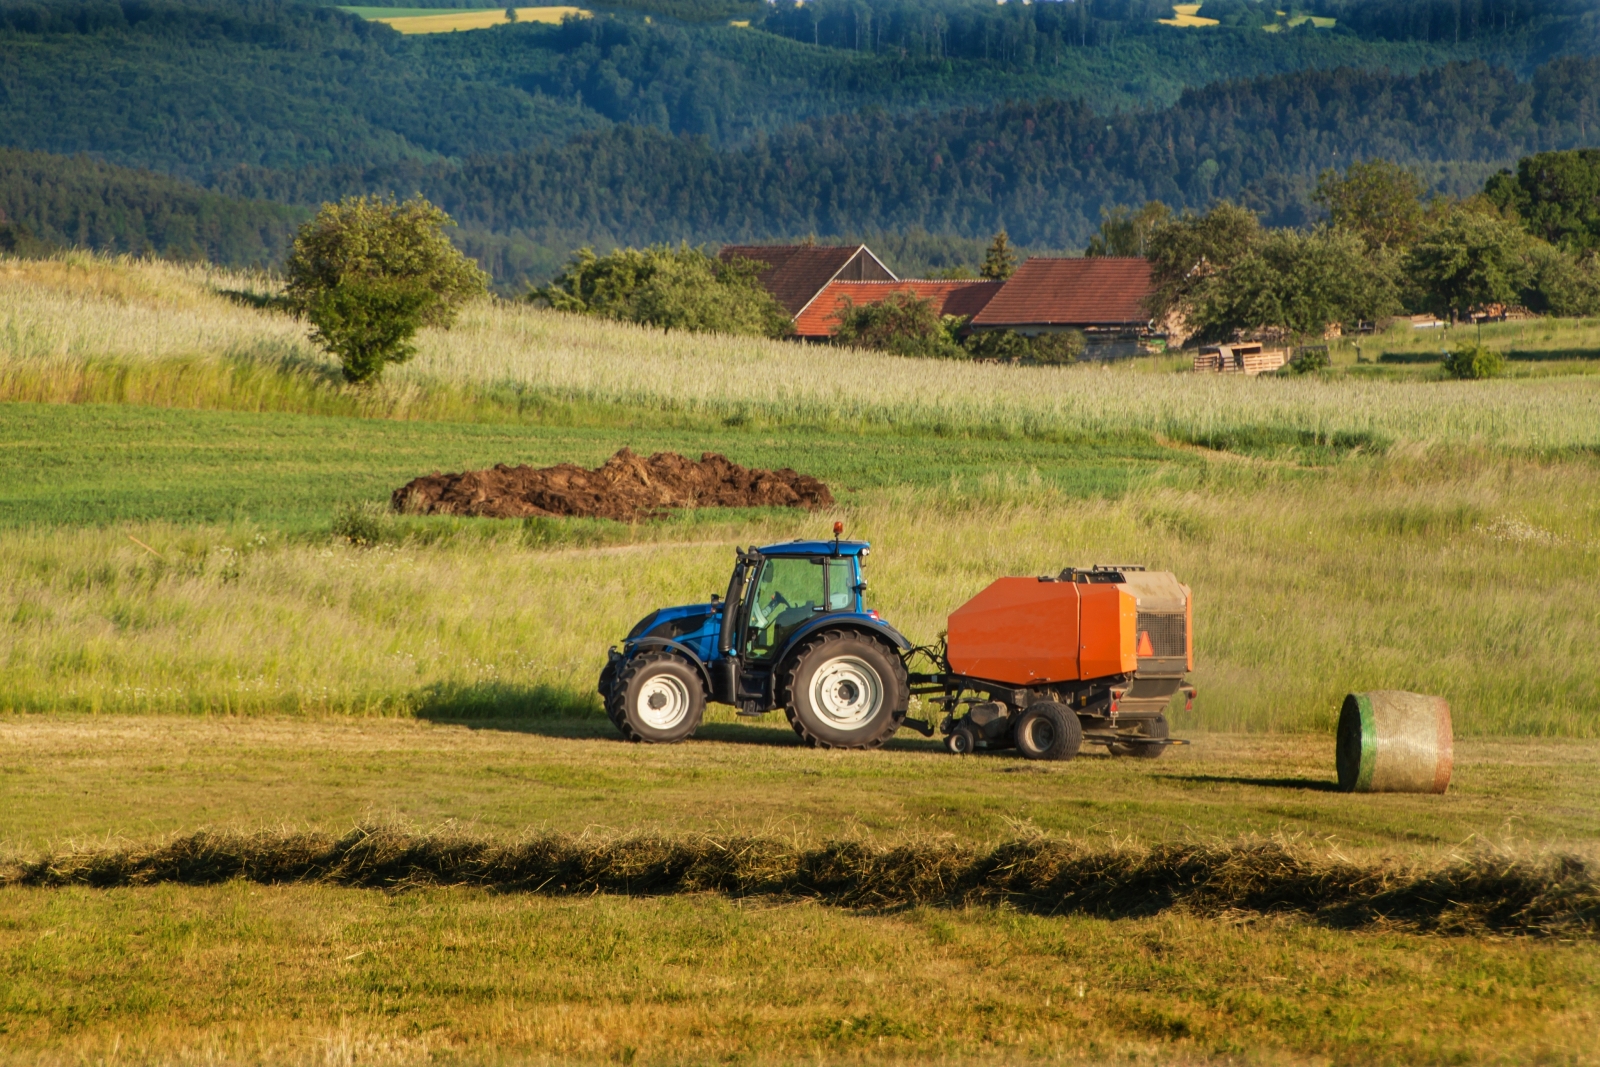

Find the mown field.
[{"left": 1, "top": 254, "right": 1598, "bottom": 1064}]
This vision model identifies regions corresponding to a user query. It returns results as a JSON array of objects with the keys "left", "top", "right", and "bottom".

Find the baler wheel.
[
  {"left": 946, "top": 724, "right": 978, "bottom": 755},
  {"left": 780, "top": 631, "right": 907, "bottom": 749},
  {"left": 1015, "top": 701, "right": 1082, "bottom": 761},
  {"left": 607, "top": 651, "right": 705, "bottom": 744},
  {"left": 1109, "top": 714, "right": 1169, "bottom": 759}
]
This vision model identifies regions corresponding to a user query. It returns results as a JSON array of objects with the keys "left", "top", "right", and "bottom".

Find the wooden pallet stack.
[{"left": 1192, "top": 343, "right": 1288, "bottom": 375}]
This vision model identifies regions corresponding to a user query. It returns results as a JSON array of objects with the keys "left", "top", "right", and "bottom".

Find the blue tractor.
[{"left": 598, "top": 526, "right": 930, "bottom": 748}]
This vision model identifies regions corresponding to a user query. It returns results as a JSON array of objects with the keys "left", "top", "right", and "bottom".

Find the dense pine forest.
[{"left": 3, "top": 0, "right": 1599, "bottom": 279}]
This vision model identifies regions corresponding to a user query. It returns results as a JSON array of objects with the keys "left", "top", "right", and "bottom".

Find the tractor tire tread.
[
  {"left": 606, "top": 650, "right": 704, "bottom": 744},
  {"left": 779, "top": 630, "right": 908, "bottom": 750}
]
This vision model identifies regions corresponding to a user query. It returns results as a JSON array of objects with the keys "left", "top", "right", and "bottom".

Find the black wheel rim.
[{"left": 1030, "top": 718, "right": 1054, "bottom": 751}]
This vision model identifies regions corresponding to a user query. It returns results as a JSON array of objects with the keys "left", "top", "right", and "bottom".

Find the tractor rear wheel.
[
  {"left": 1109, "top": 714, "right": 1169, "bottom": 759},
  {"left": 607, "top": 651, "right": 704, "bottom": 744},
  {"left": 1015, "top": 701, "right": 1082, "bottom": 761},
  {"left": 781, "top": 631, "right": 907, "bottom": 749}
]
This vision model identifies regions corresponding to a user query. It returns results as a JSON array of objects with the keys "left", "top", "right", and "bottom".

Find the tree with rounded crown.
[
  {"left": 285, "top": 194, "right": 488, "bottom": 384},
  {"left": 1313, "top": 158, "right": 1425, "bottom": 252}
]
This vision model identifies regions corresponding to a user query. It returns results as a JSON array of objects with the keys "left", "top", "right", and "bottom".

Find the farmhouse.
[
  {"left": 718, "top": 243, "right": 897, "bottom": 318},
  {"left": 970, "top": 256, "right": 1156, "bottom": 358},
  {"left": 722, "top": 244, "right": 1160, "bottom": 355}
]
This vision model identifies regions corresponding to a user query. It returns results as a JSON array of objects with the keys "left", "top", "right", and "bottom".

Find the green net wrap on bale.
[{"left": 1337, "top": 690, "right": 1453, "bottom": 793}]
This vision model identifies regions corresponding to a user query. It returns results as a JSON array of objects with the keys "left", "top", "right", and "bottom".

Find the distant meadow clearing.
[{"left": 341, "top": 5, "right": 587, "bottom": 32}]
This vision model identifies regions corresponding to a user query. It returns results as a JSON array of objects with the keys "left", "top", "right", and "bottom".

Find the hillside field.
[
  {"left": 366, "top": 7, "right": 588, "bottom": 32},
  {"left": 1, "top": 253, "right": 1599, "bottom": 1064}
]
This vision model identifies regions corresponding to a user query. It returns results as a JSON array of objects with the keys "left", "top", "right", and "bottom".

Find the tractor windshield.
[{"left": 745, "top": 557, "right": 825, "bottom": 660}]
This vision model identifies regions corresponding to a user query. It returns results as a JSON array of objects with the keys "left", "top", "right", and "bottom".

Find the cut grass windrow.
[{"left": 9, "top": 829, "right": 1596, "bottom": 938}]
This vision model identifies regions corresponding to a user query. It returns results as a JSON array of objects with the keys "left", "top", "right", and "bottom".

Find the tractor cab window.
[
  {"left": 745, "top": 556, "right": 825, "bottom": 660},
  {"left": 826, "top": 558, "right": 856, "bottom": 611}
]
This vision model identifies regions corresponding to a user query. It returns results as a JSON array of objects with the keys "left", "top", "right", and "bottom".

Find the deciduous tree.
[
  {"left": 1085, "top": 202, "right": 1171, "bottom": 257},
  {"left": 830, "top": 292, "right": 964, "bottom": 358},
  {"left": 285, "top": 194, "right": 489, "bottom": 383},
  {"left": 1404, "top": 208, "right": 1535, "bottom": 321},
  {"left": 1313, "top": 158, "right": 1425, "bottom": 251},
  {"left": 1484, "top": 149, "right": 1600, "bottom": 254},
  {"left": 534, "top": 244, "right": 791, "bottom": 338}
]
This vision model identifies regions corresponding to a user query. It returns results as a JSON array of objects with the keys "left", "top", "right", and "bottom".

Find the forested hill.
[
  {"left": 208, "top": 55, "right": 1600, "bottom": 280},
  {"left": 0, "top": 0, "right": 1587, "bottom": 180},
  {"left": 5, "top": 0, "right": 1600, "bottom": 281},
  {"left": 0, "top": 150, "right": 305, "bottom": 265}
]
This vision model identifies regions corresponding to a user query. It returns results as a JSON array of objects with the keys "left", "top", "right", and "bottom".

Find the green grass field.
[
  {"left": 5, "top": 717, "right": 1598, "bottom": 856},
  {"left": 1, "top": 253, "right": 1598, "bottom": 1064}
]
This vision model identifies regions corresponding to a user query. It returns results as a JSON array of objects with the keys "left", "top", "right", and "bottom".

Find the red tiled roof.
[
  {"left": 719, "top": 244, "right": 888, "bottom": 316},
  {"left": 793, "top": 280, "right": 1005, "bottom": 338},
  {"left": 971, "top": 257, "right": 1153, "bottom": 328}
]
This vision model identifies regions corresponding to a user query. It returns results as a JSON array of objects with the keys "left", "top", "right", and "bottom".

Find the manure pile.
[
  {"left": 8, "top": 830, "right": 1596, "bottom": 938},
  {"left": 392, "top": 448, "right": 834, "bottom": 521}
]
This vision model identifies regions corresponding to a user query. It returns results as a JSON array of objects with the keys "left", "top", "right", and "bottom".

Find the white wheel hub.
[
  {"left": 635, "top": 672, "right": 691, "bottom": 730},
  {"left": 809, "top": 654, "right": 883, "bottom": 729}
]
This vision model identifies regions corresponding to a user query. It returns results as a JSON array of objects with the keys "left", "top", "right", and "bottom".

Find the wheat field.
[{"left": 4, "top": 254, "right": 1599, "bottom": 450}]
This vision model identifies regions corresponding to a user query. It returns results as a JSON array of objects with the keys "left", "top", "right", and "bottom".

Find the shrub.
[
  {"left": 1287, "top": 346, "right": 1332, "bottom": 374},
  {"left": 1442, "top": 342, "right": 1506, "bottom": 380},
  {"left": 830, "top": 292, "right": 964, "bottom": 358},
  {"left": 286, "top": 195, "right": 488, "bottom": 383},
  {"left": 965, "top": 329, "right": 1085, "bottom": 364},
  {"left": 533, "top": 244, "right": 791, "bottom": 338}
]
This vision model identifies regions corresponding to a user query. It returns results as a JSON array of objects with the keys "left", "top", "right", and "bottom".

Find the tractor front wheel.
[
  {"left": 607, "top": 651, "right": 705, "bottom": 744},
  {"left": 782, "top": 632, "right": 907, "bottom": 749},
  {"left": 1015, "top": 701, "right": 1082, "bottom": 761}
]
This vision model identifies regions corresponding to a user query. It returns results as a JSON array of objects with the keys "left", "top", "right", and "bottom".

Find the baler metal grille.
[{"left": 1137, "top": 612, "right": 1187, "bottom": 658}]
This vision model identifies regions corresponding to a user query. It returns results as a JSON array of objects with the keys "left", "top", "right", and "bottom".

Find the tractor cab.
[
  {"left": 726, "top": 539, "right": 873, "bottom": 664},
  {"left": 600, "top": 531, "right": 913, "bottom": 747}
]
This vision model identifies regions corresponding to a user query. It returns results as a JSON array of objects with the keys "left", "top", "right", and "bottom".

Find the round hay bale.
[{"left": 1336, "top": 690, "right": 1453, "bottom": 793}]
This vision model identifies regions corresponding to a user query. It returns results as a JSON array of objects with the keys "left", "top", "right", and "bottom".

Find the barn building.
[
  {"left": 969, "top": 256, "right": 1156, "bottom": 358},
  {"left": 718, "top": 244, "right": 897, "bottom": 319},
  {"left": 722, "top": 244, "right": 1160, "bottom": 357}
]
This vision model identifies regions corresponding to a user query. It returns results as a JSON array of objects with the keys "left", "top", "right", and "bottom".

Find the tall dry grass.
[{"left": 5, "top": 252, "right": 1600, "bottom": 449}]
